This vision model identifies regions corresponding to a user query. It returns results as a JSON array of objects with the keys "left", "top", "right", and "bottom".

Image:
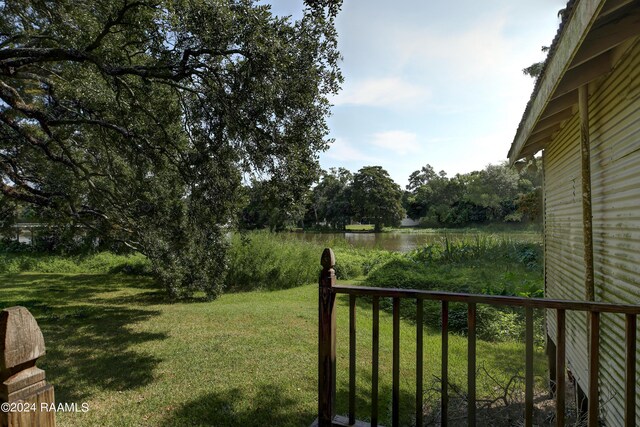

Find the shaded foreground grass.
[{"left": 0, "top": 274, "right": 547, "bottom": 426}]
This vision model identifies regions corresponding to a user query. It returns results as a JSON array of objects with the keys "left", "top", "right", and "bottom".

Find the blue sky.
[{"left": 267, "top": 0, "right": 566, "bottom": 187}]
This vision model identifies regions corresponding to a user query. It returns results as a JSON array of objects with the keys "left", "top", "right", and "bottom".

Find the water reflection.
[{"left": 293, "top": 231, "right": 541, "bottom": 253}]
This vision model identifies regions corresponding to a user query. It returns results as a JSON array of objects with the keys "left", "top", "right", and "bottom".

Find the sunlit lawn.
[
  {"left": 345, "top": 224, "right": 375, "bottom": 231},
  {"left": 0, "top": 274, "right": 546, "bottom": 426}
]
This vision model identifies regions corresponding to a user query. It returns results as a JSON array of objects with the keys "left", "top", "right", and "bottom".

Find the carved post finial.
[
  {"left": 1, "top": 306, "right": 55, "bottom": 427},
  {"left": 321, "top": 248, "right": 335, "bottom": 271},
  {"left": 0, "top": 307, "right": 46, "bottom": 375}
]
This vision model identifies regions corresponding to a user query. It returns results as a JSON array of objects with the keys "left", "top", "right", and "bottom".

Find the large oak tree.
[{"left": 0, "top": 0, "right": 342, "bottom": 298}]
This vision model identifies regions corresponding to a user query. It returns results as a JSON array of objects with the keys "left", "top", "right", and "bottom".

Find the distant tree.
[
  {"left": 513, "top": 157, "right": 543, "bottom": 223},
  {"left": 406, "top": 165, "right": 439, "bottom": 192},
  {"left": 351, "top": 166, "right": 404, "bottom": 231},
  {"left": 465, "top": 163, "right": 520, "bottom": 221},
  {"left": 0, "top": 0, "right": 342, "bottom": 298},
  {"left": 404, "top": 165, "right": 462, "bottom": 225},
  {"left": 307, "top": 168, "right": 353, "bottom": 229}
]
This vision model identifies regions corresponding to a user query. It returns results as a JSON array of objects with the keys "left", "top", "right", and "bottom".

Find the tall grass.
[
  {"left": 0, "top": 251, "right": 151, "bottom": 275},
  {"left": 364, "top": 234, "right": 544, "bottom": 342},
  {"left": 224, "top": 232, "right": 322, "bottom": 291},
  {"left": 224, "top": 232, "right": 401, "bottom": 290}
]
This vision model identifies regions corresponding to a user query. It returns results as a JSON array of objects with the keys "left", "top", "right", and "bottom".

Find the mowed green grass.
[
  {"left": 0, "top": 273, "right": 547, "bottom": 426},
  {"left": 344, "top": 224, "right": 375, "bottom": 231}
]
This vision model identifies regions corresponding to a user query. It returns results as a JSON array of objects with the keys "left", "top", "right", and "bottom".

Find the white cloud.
[
  {"left": 331, "top": 77, "right": 430, "bottom": 108},
  {"left": 324, "top": 137, "right": 381, "bottom": 163},
  {"left": 371, "top": 130, "right": 420, "bottom": 155},
  {"left": 390, "top": 12, "right": 545, "bottom": 87}
]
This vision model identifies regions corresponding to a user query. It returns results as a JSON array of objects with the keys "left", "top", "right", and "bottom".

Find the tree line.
[{"left": 239, "top": 159, "right": 542, "bottom": 231}]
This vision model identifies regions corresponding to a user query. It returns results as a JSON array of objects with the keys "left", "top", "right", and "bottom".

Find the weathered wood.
[
  {"left": 1, "top": 306, "right": 55, "bottom": 427},
  {"left": 371, "top": 297, "right": 379, "bottom": 427},
  {"left": 441, "top": 301, "right": 449, "bottom": 427},
  {"left": 467, "top": 303, "right": 476, "bottom": 427},
  {"left": 554, "top": 50, "right": 613, "bottom": 100},
  {"left": 416, "top": 299, "right": 423, "bottom": 427},
  {"left": 571, "top": 5, "right": 640, "bottom": 68},
  {"left": 349, "top": 295, "right": 356, "bottom": 425},
  {"left": 519, "top": 138, "right": 551, "bottom": 159},
  {"left": 392, "top": 298, "right": 400, "bottom": 427},
  {"left": 541, "top": 91, "right": 579, "bottom": 120},
  {"left": 331, "top": 285, "right": 640, "bottom": 314},
  {"left": 525, "top": 307, "right": 534, "bottom": 427},
  {"left": 531, "top": 107, "right": 574, "bottom": 134},
  {"left": 599, "top": 0, "right": 635, "bottom": 18},
  {"left": 579, "top": 84, "right": 595, "bottom": 303},
  {"left": 556, "top": 309, "right": 566, "bottom": 427},
  {"left": 625, "top": 314, "right": 636, "bottom": 427},
  {"left": 588, "top": 312, "right": 600, "bottom": 427},
  {"left": 528, "top": 123, "right": 563, "bottom": 145},
  {"left": 547, "top": 335, "right": 557, "bottom": 397},
  {"left": 318, "top": 248, "right": 337, "bottom": 427},
  {"left": 317, "top": 250, "right": 640, "bottom": 427}
]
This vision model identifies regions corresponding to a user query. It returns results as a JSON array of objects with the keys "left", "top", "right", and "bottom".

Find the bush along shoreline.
[
  {"left": 1, "top": 232, "right": 543, "bottom": 343},
  {"left": 363, "top": 235, "right": 544, "bottom": 342}
]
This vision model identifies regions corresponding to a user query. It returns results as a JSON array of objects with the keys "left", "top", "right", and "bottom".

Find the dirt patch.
[{"left": 422, "top": 371, "right": 584, "bottom": 426}]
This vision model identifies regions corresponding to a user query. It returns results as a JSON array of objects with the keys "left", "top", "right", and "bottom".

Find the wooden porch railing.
[{"left": 314, "top": 248, "right": 640, "bottom": 427}]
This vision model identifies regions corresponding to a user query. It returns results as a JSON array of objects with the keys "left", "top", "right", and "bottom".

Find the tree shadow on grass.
[
  {"left": 163, "top": 384, "right": 315, "bottom": 427},
  {"left": 335, "top": 373, "right": 417, "bottom": 427},
  {"left": 0, "top": 274, "right": 167, "bottom": 403}
]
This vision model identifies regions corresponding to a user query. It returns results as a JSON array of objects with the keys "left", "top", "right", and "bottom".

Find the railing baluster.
[
  {"left": 349, "top": 294, "right": 356, "bottom": 425},
  {"left": 625, "top": 313, "right": 636, "bottom": 427},
  {"left": 525, "top": 306, "right": 534, "bottom": 427},
  {"left": 416, "top": 299, "right": 424, "bottom": 427},
  {"left": 588, "top": 311, "right": 600, "bottom": 427},
  {"left": 393, "top": 297, "right": 400, "bottom": 427},
  {"left": 468, "top": 303, "right": 476, "bottom": 427},
  {"left": 442, "top": 301, "right": 449, "bottom": 427},
  {"left": 317, "top": 256, "right": 640, "bottom": 427},
  {"left": 372, "top": 296, "right": 379, "bottom": 427},
  {"left": 318, "top": 249, "right": 337, "bottom": 427},
  {"left": 556, "top": 309, "right": 566, "bottom": 427}
]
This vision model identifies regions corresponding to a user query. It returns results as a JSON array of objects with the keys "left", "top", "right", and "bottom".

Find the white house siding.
[{"left": 545, "top": 39, "right": 640, "bottom": 425}]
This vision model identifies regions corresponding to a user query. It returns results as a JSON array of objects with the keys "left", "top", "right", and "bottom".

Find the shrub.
[
  {"left": 363, "top": 236, "right": 544, "bottom": 342},
  {"left": 0, "top": 251, "right": 151, "bottom": 275},
  {"left": 225, "top": 232, "right": 321, "bottom": 292}
]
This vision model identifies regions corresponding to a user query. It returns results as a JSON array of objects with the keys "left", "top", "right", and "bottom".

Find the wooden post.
[
  {"left": 547, "top": 334, "right": 557, "bottom": 397},
  {"left": 579, "top": 84, "right": 598, "bottom": 425},
  {"left": 1, "top": 306, "right": 55, "bottom": 427},
  {"left": 318, "top": 248, "right": 336, "bottom": 427},
  {"left": 579, "top": 84, "right": 595, "bottom": 302}
]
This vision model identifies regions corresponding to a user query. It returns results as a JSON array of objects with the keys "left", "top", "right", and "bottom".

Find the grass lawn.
[
  {"left": 345, "top": 224, "right": 375, "bottom": 231},
  {"left": 0, "top": 273, "right": 547, "bottom": 427}
]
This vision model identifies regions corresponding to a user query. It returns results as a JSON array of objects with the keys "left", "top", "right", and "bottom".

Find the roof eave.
[{"left": 508, "top": 0, "right": 608, "bottom": 165}]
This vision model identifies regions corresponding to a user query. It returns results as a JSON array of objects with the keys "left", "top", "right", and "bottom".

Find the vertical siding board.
[
  {"left": 545, "top": 40, "right": 640, "bottom": 425},
  {"left": 545, "top": 111, "right": 591, "bottom": 397},
  {"left": 590, "top": 40, "right": 640, "bottom": 426}
]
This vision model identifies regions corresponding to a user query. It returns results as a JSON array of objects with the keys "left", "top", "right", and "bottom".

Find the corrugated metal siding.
[
  {"left": 544, "top": 110, "right": 590, "bottom": 396},
  {"left": 544, "top": 39, "right": 640, "bottom": 425},
  {"left": 589, "top": 38, "right": 640, "bottom": 426}
]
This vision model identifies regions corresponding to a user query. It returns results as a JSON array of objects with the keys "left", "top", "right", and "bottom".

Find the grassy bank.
[
  {"left": 0, "top": 273, "right": 547, "bottom": 427},
  {"left": 0, "top": 231, "right": 546, "bottom": 425}
]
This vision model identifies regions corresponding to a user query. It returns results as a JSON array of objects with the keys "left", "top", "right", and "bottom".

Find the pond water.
[{"left": 291, "top": 230, "right": 542, "bottom": 253}]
